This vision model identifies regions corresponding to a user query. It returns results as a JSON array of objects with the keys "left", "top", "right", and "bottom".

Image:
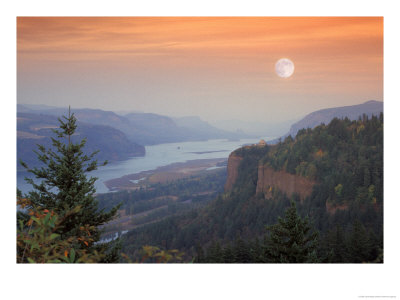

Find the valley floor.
[{"left": 103, "top": 158, "right": 227, "bottom": 191}]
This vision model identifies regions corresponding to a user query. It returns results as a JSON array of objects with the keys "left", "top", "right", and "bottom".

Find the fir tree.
[
  {"left": 249, "top": 237, "right": 263, "bottom": 263},
  {"left": 194, "top": 243, "right": 205, "bottom": 263},
  {"left": 233, "top": 237, "right": 251, "bottom": 263},
  {"left": 347, "top": 220, "right": 371, "bottom": 263},
  {"left": 319, "top": 224, "right": 347, "bottom": 263},
  {"left": 206, "top": 241, "right": 223, "bottom": 263},
  {"left": 263, "top": 201, "right": 320, "bottom": 263},
  {"left": 221, "top": 244, "right": 235, "bottom": 263},
  {"left": 18, "top": 107, "right": 120, "bottom": 262}
]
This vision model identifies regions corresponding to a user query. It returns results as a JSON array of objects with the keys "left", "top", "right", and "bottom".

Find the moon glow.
[{"left": 275, "top": 58, "right": 295, "bottom": 78}]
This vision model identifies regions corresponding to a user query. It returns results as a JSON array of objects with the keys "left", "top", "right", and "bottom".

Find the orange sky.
[{"left": 17, "top": 17, "right": 383, "bottom": 123}]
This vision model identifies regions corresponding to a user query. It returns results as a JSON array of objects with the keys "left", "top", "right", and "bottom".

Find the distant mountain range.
[
  {"left": 17, "top": 113, "right": 145, "bottom": 170},
  {"left": 17, "top": 100, "right": 383, "bottom": 168},
  {"left": 210, "top": 118, "right": 296, "bottom": 138},
  {"left": 269, "top": 100, "right": 383, "bottom": 143},
  {"left": 17, "top": 104, "right": 251, "bottom": 168},
  {"left": 17, "top": 104, "right": 250, "bottom": 146}
]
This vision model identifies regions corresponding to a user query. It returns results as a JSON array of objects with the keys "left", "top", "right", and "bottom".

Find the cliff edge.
[
  {"left": 224, "top": 148, "right": 315, "bottom": 200},
  {"left": 256, "top": 164, "right": 315, "bottom": 200},
  {"left": 224, "top": 153, "right": 243, "bottom": 192}
]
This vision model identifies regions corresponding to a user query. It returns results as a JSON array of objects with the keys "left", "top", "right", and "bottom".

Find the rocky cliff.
[
  {"left": 256, "top": 164, "right": 315, "bottom": 200},
  {"left": 224, "top": 153, "right": 243, "bottom": 191},
  {"left": 224, "top": 150, "right": 315, "bottom": 200}
]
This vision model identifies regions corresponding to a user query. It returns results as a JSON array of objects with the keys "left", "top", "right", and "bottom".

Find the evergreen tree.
[
  {"left": 233, "top": 237, "right": 252, "bottom": 263},
  {"left": 319, "top": 225, "right": 347, "bottom": 263},
  {"left": 194, "top": 243, "right": 205, "bottom": 263},
  {"left": 221, "top": 244, "right": 235, "bottom": 263},
  {"left": 18, "top": 107, "right": 120, "bottom": 262},
  {"left": 206, "top": 241, "right": 224, "bottom": 263},
  {"left": 367, "top": 229, "right": 382, "bottom": 263},
  {"left": 249, "top": 237, "right": 263, "bottom": 263},
  {"left": 347, "top": 220, "right": 371, "bottom": 263},
  {"left": 17, "top": 196, "right": 104, "bottom": 263},
  {"left": 329, "top": 225, "right": 347, "bottom": 262},
  {"left": 263, "top": 201, "right": 320, "bottom": 263}
]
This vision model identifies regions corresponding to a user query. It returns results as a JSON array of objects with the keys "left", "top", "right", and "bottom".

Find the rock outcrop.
[
  {"left": 258, "top": 139, "right": 267, "bottom": 146},
  {"left": 256, "top": 164, "right": 315, "bottom": 200},
  {"left": 224, "top": 150, "right": 315, "bottom": 200},
  {"left": 224, "top": 153, "right": 243, "bottom": 192},
  {"left": 325, "top": 201, "right": 349, "bottom": 214}
]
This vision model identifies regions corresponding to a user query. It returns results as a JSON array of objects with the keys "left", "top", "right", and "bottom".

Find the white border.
[{"left": 3, "top": 1, "right": 399, "bottom": 300}]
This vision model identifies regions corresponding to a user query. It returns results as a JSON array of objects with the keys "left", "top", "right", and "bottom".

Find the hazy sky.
[{"left": 17, "top": 17, "right": 383, "bottom": 123}]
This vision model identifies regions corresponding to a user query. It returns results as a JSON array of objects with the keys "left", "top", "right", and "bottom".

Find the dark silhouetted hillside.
[{"left": 17, "top": 113, "right": 145, "bottom": 169}]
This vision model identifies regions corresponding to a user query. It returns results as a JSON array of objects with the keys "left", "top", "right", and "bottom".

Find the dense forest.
[
  {"left": 96, "top": 170, "right": 227, "bottom": 240},
  {"left": 97, "top": 169, "right": 227, "bottom": 214},
  {"left": 17, "top": 110, "right": 383, "bottom": 263},
  {"left": 120, "top": 114, "right": 383, "bottom": 263}
]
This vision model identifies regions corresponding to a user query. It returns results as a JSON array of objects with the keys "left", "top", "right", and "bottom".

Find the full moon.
[{"left": 275, "top": 58, "right": 295, "bottom": 78}]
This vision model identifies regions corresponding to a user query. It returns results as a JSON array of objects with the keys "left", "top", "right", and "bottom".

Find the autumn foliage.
[{"left": 17, "top": 196, "right": 104, "bottom": 263}]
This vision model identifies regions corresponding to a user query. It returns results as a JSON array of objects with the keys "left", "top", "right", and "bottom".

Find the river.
[{"left": 17, "top": 137, "right": 272, "bottom": 194}]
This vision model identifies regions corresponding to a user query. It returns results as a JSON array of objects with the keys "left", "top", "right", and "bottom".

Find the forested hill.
[
  {"left": 235, "top": 113, "right": 383, "bottom": 210},
  {"left": 122, "top": 113, "right": 383, "bottom": 263},
  {"left": 287, "top": 100, "right": 383, "bottom": 138}
]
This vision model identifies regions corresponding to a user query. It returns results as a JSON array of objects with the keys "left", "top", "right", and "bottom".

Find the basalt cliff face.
[
  {"left": 224, "top": 151, "right": 315, "bottom": 200},
  {"left": 256, "top": 164, "right": 315, "bottom": 200},
  {"left": 224, "top": 153, "right": 243, "bottom": 192}
]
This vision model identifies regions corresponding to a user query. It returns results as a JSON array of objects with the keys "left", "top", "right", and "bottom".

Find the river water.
[{"left": 17, "top": 137, "right": 272, "bottom": 194}]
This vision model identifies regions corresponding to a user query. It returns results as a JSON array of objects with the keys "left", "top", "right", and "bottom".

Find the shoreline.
[{"left": 103, "top": 158, "right": 227, "bottom": 192}]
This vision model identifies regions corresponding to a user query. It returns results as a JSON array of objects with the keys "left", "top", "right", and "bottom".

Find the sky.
[{"left": 17, "top": 17, "right": 383, "bottom": 123}]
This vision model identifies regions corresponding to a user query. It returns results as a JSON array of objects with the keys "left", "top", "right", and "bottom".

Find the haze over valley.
[{"left": 17, "top": 100, "right": 383, "bottom": 194}]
